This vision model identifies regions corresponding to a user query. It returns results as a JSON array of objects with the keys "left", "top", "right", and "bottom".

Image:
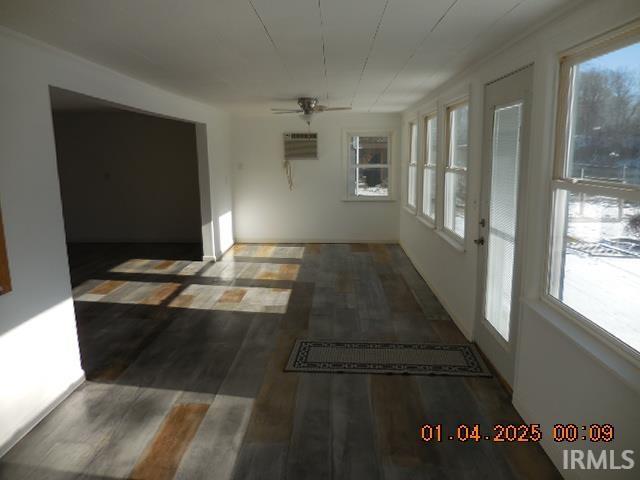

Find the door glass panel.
[{"left": 484, "top": 102, "right": 523, "bottom": 340}]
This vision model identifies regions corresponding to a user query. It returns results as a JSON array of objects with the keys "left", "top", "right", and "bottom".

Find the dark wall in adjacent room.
[{"left": 53, "top": 111, "right": 202, "bottom": 242}]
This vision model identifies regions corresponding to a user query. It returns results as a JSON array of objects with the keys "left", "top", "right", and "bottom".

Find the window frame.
[
  {"left": 543, "top": 22, "right": 640, "bottom": 361},
  {"left": 405, "top": 120, "right": 419, "bottom": 212},
  {"left": 419, "top": 111, "right": 438, "bottom": 225},
  {"left": 442, "top": 99, "right": 469, "bottom": 243},
  {"left": 342, "top": 128, "right": 395, "bottom": 202}
]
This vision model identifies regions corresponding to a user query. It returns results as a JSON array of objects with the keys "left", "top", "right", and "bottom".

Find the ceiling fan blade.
[
  {"left": 271, "top": 110, "right": 303, "bottom": 114},
  {"left": 314, "top": 105, "right": 352, "bottom": 112}
]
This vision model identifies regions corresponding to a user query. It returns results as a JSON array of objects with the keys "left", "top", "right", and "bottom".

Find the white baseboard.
[
  {"left": 398, "top": 240, "right": 473, "bottom": 341},
  {"left": 0, "top": 373, "right": 85, "bottom": 459},
  {"left": 204, "top": 242, "right": 236, "bottom": 262}
]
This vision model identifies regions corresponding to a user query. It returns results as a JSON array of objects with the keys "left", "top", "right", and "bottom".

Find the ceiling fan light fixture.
[{"left": 300, "top": 113, "right": 313, "bottom": 126}]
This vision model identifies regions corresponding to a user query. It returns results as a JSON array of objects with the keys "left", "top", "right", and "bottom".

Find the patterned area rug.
[{"left": 285, "top": 340, "right": 492, "bottom": 377}]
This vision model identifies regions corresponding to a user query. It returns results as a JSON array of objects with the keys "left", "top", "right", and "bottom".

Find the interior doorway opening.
[
  {"left": 49, "top": 87, "right": 204, "bottom": 252},
  {"left": 49, "top": 87, "right": 207, "bottom": 379}
]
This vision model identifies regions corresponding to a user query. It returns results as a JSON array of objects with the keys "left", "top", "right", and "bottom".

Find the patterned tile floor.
[
  {"left": 0, "top": 243, "right": 561, "bottom": 480},
  {"left": 74, "top": 279, "right": 292, "bottom": 314},
  {"left": 112, "top": 258, "right": 300, "bottom": 281}
]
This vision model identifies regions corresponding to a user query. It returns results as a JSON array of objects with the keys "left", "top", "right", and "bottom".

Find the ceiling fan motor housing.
[{"left": 298, "top": 97, "right": 318, "bottom": 114}]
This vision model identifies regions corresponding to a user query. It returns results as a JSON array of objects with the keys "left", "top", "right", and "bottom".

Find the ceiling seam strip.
[
  {"left": 350, "top": 0, "right": 390, "bottom": 108},
  {"left": 368, "top": 0, "right": 459, "bottom": 112},
  {"left": 318, "top": 0, "right": 330, "bottom": 104},
  {"left": 414, "top": 0, "right": 526, "bottom": 95},
  {"left": 247, "top": 0, "right": 292, "bottom": 80}
]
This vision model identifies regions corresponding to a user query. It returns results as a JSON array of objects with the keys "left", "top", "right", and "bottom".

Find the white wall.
[
  {"left": 53, "top": 111, "right": 202, "bottom": 243},
  {"left": 232, "top": 112, "right": 401, "bottom": 243},
  {"left": 0, "top": 28, "right": 233, "bottom": 455},
  {"left": 399, "top": 0, "right": 640, "bottom": 477}
]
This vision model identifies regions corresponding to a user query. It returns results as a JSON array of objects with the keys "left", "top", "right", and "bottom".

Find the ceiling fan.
[{"left": 271, "top": 97, "right": 351, "bottom": 125}]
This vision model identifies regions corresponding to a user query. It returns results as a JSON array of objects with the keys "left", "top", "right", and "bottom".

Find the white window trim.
[
  {"left": 342, "top": 128, "right": 396, "bottom": 202},
  {"left": 418, "top": 111, "right": 438, "bottom": 226},
  {"left": 405, "top": 119, "right": 419, "bottom": 213},
  {"left": 442, "top": 98, "right": 469, "bottom": 245},
  {"left": 526, "top": 297, "right": 640, "bottom": 390},
  {"left": 542, "top": 21, "right": 640, "bottom": 362},
  {"left": 541, "top": 291, "right": 640, "bottom": 368}
]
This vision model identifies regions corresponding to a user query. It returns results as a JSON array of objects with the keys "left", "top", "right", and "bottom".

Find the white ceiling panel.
[
  {"left": 352, "top": 0, "right": 455, "bottom": 109},
  {"left": 249, "top": 0, "right": 326, "bottom": 102},
  {"left": 320, "top": 0, "right": 388, "bottom": 108},
  {"left": 0, "top": 0, "right": 574, "bottom": 112}
]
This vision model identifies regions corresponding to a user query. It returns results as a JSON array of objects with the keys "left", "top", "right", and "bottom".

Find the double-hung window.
[
  {"left": 407, "top": 122, "right": 418, "bottom": 209},
  {"left": 548, "top": 26, "right": 640, "bottom": 355},
  {"left": 444, "top": 102, "right": 469, "bottom": 239},
  {"left": 345, "top": 132, "right": 392, "bottom": 200},
  {"left": 421, "top": 114, "right": 437, "bottom": 221}
]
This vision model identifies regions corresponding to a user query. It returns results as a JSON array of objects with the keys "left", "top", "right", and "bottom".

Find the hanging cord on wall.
[
  {"left": 284, "top": 159, "right": 294, "bottom": 190},
  {"left": 283, "top": 122, "right": 312, "bottom": 191}
]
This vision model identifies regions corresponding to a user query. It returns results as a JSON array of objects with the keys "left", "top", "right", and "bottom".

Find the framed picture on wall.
[{"left": 0, "top": 206, "right": 11, "bottom": 295}]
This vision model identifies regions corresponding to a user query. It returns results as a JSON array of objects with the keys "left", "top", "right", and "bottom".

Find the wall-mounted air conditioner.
[{"left": 283, "top": 132, "right": 317, "bottom": 160}]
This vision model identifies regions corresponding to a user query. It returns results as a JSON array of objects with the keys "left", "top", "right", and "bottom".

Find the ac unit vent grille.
[{"left": 284, "top": 132, "right": 318, "bottom": 159}]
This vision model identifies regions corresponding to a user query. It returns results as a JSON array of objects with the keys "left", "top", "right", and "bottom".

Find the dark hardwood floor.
[{"left": 0, "top": 243, "right": 560, "bottom": 479}]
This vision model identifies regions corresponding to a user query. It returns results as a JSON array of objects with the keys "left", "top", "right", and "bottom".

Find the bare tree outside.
[
  {"left": 571, "top": 65, "right": 640, "bottom": 185},
  {"left": 550, "top": 41, "right": 640, "bottom": 354}
]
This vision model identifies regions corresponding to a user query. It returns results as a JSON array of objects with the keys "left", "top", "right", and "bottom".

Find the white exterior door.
[{"left": 475, "top": 65, "right": 533, "bottom": 387}]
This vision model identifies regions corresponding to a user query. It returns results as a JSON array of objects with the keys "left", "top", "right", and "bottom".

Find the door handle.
[{"left": 474, "top": 237, "right": 485, "bottom": 246}]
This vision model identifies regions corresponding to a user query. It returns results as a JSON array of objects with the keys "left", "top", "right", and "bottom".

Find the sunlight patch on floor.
[
  {"left": 73, "top": 279, "right": 291, "bottom": 314},
  {"left": 169, "top": 284, "right": 291, "bottom": 314},
  {"left": 111, "top": 259, "right": 300, "bottom": 281},
  {"left": 74, "top": 279, "right": 180, "bottom": 305},
  {"left": 229, "top": 244, "right": 305, "bottom": 259}
]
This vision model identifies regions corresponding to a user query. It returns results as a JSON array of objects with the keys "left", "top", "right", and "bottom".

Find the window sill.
[
  {"left": 436, "top": 229, "right": 465, "bottom": 252},
  {"left": 524, "top": 296, "right": 640, "bottom": 393},
  {"left": 403, "top": 205, "right": 417, "bottom": 215},
  {"left": 342, "top": 197, "right": 396, "bottom": 203},
  {"left": 416, "top": 214, "right": 436, "bottom": 229}
]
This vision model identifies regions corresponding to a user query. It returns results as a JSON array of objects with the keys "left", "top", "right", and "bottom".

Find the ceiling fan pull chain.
[{"left": 284, "top": 159, "right": 294, "bottom": 190}]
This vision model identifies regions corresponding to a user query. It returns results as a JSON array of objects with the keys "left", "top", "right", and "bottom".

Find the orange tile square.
[
  {"left": 142, "top": 283, "right": 180, "bottom": 305},
  {"left": 256, "top": 271, "right": 279, "bottom": 280},
  {"left": 278, "top": 264, "right": 300, "bottom": 280},
  {"left": 130, "top": 403, "right": 209, "bottom": 480},
  {"left": 89, "top": 280, "right": 127, "bottom": 295},
  {"left": 232, "top": 244, "right": 247, "bottom": 255},
  {"left": 154, "top": 260, "right": 176, "bottom": 270},
  {"left": 170, "top": 294, "right": 195, "bottom": 308},
  {"left": 256, "top": 245, "right": 275, "bottom": 257},
  {"left": 218, "top": 288, "right": 247, "bottom": 303}
]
